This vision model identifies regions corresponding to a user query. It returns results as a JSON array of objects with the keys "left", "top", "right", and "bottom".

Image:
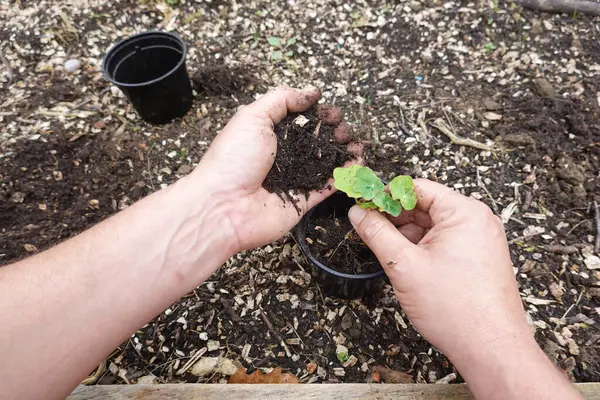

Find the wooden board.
[{"left": 68, "top": 383, "right": 600, "bottom": 400}]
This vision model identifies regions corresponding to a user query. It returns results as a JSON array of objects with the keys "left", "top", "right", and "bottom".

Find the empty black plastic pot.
[
  {"left": 295, "top": 192, "right": 386, "bottom": 300},
  {"left": 102, "top": 31, "right": 193, "bottom": 125}
]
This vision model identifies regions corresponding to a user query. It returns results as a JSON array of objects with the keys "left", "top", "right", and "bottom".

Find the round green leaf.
[
  {"left": 373, "top": 192, "right": 402, "bottom": 217},
  {"left": 267, "top": 36, "right": 282, "bottom": 47},
  {"left": 389, "top": 175, "right": 417, "bottom": 210},
  {"left": 333, "top": 166, "right": 362, "bottom": 198},
  {"left": 352, "top": 167, "right": 384, "bottom": 200}
]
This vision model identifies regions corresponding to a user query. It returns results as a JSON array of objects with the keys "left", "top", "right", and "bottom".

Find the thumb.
[{"left": 348, "top": 205, "right": 421, "bottom": 271}]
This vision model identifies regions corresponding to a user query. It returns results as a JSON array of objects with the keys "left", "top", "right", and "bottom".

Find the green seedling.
[
  {"left": 333, "top": 166, "right": 417, "bottom": 217},
  {"left": 267, "top": 36, "right": 297, "bottom": 61},
  {"left": 484, "top": 42, "right": 496, "bottom": 54}
]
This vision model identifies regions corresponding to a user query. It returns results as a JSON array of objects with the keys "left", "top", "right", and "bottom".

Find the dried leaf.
[
  {"left": 483, "top": 111, "right": 503, "bottom": 121},
  {"left": 583, "top": 252, "right": 600, "bottom": 270},
  {"left": 370, "top": 370, "right": 381, "bottom": 383},
  {"left": 373, "top": 365, "right": 413, "bottom": 383},
  {"left": 228, "top": 367, "right": 299, "bottom": 384},
  {"left": 524, "top": 297, "right": 555, "bottom": 305},
  {"left": 190, "top": 357, "right": 238, "bottom": 377},
  {"left": 23, "top": 244, "right": 38, "bottom": 252},
  {"left": 549, "top": 281, "right": 565, "bottom": 301},
  {"left": 521, "top": 259, "right": 536, "bottom": 273}
]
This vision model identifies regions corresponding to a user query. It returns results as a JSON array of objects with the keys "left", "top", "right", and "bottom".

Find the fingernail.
[{"left": 348, "top": 205, "right": 367, "bottom": 225}]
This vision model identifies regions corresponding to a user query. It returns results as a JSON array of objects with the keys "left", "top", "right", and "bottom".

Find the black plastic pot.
[
  {"left": 295, "top": 192, "right": 386, "bottom": 300},
  {"left": 102, "top": 31, "right": 193, "bottom": 125}
]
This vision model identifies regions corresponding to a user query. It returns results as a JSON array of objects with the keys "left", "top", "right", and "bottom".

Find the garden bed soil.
[{"left": 307, "top": 214, "right": 381, "bottom": 275}]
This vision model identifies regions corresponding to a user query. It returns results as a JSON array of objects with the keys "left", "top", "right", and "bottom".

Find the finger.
[
  {"left": 317, "top": 105, "right": 343, "bottom": 125},
  {"left": 347, "top": 141, "right": 366, "bottom": 159},
  {"left": 259, "top": 181, "right": 336, "bottom": 240},
  {"left": 332, "top": 122, "right": 352, "bottom": 144},
  {"left": 397, "top": 223, "right": 426, "bottom": 244},
  {"left": 304, "top": 178, "right": 337, "bottom": 211},
  {"left": 348, "top": 205, "right": 423, "bottom": 270},
  {"left": 388, "top": 208, "right": 433, "bottom": 229},
  {"left": 245, "top": 86, "right": 321, "bottom": 124},
  {"left": 411, "top": 179, "right": 471, "bottom": 225}
]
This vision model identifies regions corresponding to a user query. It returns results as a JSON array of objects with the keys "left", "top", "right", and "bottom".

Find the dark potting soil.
[
  {"left": 306, "top": 214, "right": 381, "bottom": 275},
  {"left": 191, "top": 64, "right": 260, "bottom": 96},
  {"left": 263, "top": 106, "right": 350, "bottom": 198}
]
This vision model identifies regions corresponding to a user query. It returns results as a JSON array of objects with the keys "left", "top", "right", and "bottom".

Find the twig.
[
  {"left": 514, "top": 0, "right": 600, "bottom": 16},
  {"left": 398, "top": 123, "right": 412, "bottom": 136},
  {"left": 594, "top": 201, "right": 600, "bottom": 255},
  {"left": 259, "top": 309, "right": 292, "bottom": 357},
  {"left": 561, "top": 290, "right": 584, "bottom": 320},
  {"left": 328, "top": 231, "right": 352, "bottom": 262},
  {"left": 286, "top": 323, "right": 308, "bottom": 348},
  {"left": 313, "top": 120, "right": 321, "bottom": 138},
  {"left": 416, "top": 110, "right": 429, "bottom": 141},
  {"left": 432, "top": 118, "right": 492, "bottom": 151},
  {"left": 476, "top": 168, "right": 500, "bottom": 214},
  {"left": 566, "top": 219, "right": 592, "bottom": 237},
  {"left": 81, "top": 360, "right": 107, "bottom": 385},
  {"left": 542, "top": 245, "right": 579, "bottom": 255},
  {"left": 0, "top": 50, "right": 14, "bottom": 88},
  {"left": 176, "top": 347, "right": 207, "bottom": 376},
  {"left": 372, "top": 126, "right": 381, "bottom": 147},
  {"left": 522, "top": 188, "right": 533, "bottom": 212},
  {"left": 147, "top": 142, "right": 156, "bottom": 191}
]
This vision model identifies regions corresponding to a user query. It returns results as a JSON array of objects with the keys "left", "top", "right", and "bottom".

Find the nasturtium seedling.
[
  {"left": 373, "top": 191, "right": 402, "bottom": 217},
  {"left": 333, "top": 166, "right": 417, "bottom": 217},
  {"left": 267, "top": 36, "right": 282, "bottom": 47},
  {"left": 389, "top": 175, "right": 417, "bottom": 211},
  {"left": 354, "top": 167, "right": 384, "bottom": 200},
  {"left": 333, "top": 165, "right": 362, "bottom": 198}
]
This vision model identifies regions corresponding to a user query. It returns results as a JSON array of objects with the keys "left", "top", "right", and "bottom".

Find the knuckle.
[
  {"left": 359, "top": 216, "right": 387, "bottom": 242},
  {"left": 472, "top": 199, "right": 493, "bottom": 217}
]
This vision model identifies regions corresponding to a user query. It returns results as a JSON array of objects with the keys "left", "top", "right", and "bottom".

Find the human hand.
[
  {"left": 348, "top": 179, "right": 530, "bottom": 361},
  {"left": 190, "top": 87, "right": 343, "bottom": 253},
  {"left": 348, "top": 178, "right": 582, "bottom": 400}
]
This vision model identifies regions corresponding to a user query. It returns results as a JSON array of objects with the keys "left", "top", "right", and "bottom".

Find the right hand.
[{"left": 348, "top": 179, "right": 531, "bottom": 361}]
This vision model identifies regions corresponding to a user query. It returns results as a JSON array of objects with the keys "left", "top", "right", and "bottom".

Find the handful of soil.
[
  {"left": 263, "top": 105, "right": 357, "bottom": 198},
  {"left": 307, "top": 214, "right": 380, "bottom": 275}
]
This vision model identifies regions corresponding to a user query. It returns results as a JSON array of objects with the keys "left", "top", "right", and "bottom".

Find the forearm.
[
  {"left": 0, "top": 175, "right": 235, "bottom": 399},
  {"left": 453, "top": 334, "right": 583, "bottom": 400}
]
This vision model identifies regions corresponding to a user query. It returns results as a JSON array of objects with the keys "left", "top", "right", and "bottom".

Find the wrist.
[
  {"left": 160, "top": 174, "right": 239, "bottom": 286},
  {"left": 452, "top": 331, "right": 579, "bottom": 399}
]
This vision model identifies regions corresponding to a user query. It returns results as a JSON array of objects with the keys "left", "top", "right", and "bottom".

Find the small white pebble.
[{"left": 64, "top": 59, "right": 81, "bottom": 73}]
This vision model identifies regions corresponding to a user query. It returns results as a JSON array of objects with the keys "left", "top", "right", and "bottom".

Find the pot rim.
[
  {"left": 295, "top": 206, "right": 386, "bottom": 280},
  {"left": 102, "top": 31, "right": 188, "bottom": 88}
]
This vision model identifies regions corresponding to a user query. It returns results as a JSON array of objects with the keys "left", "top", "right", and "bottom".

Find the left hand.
[{"left": 190, "top": 86, "right": 338, "bottom": 252}]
